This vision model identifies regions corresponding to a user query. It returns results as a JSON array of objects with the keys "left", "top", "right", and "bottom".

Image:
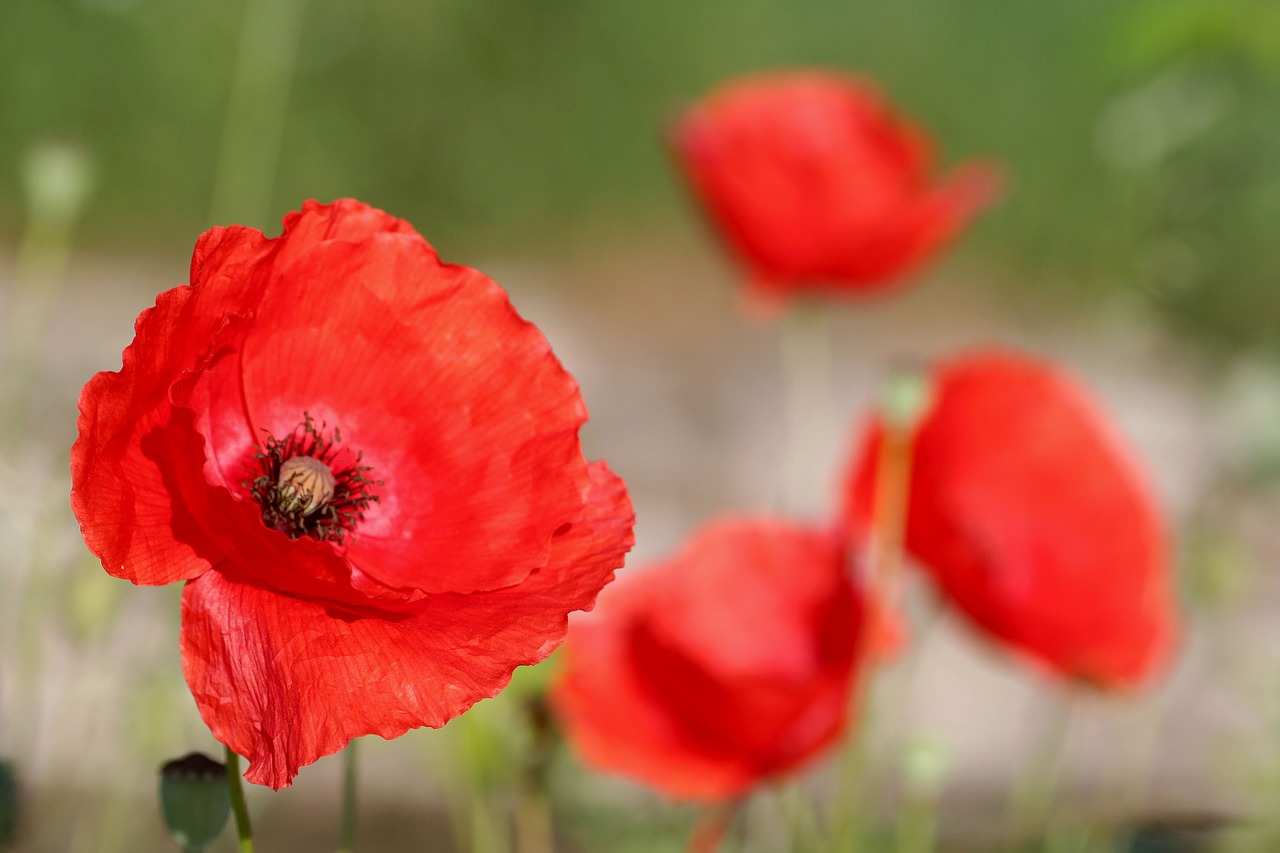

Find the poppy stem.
[
  {"left": 687, "top": 798, "right": 740, "bottom": 853},
  {"left": 868, "top": 364, "right": 930, "bottom": 629},
  {"left": 827, "top": 366, "right": 932, "bottom": 850},
  {"left": 514, "top": 698, "right": 555, "bottom": 853},
  {"left": 513, "top": 784, "right": 553, "bottom": 853},
  {"left": 210, "top": 0, "right": 308, "bottom": 227},
  {"left": 224, "top": 747, "right": 255, "bottom": 853},
  {"left": 1002, "top": 690, "right": 1076, "bottom": 849},
  {"left": 777, "top": 300, "right": 832, "bottom": 514},
  {"left": 870, "top": 425, "right": 911, "bottom": 611},
  {"left": 337, "top": 740, "right": 359, "bottom": 853}
]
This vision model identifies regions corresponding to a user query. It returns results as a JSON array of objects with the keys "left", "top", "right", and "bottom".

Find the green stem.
[
  {"left": 777, "top": 300, "right": 832, "bottom": 515},
  {"left": 688, "top": 799, "right": 740, "bottom": 853},
  {"left": 210, "top": 0, "right": 309, "bottom": 227},
  {"left": 225, "top": 747, "right": 255, "bottom": 853},
  {"left": 513, "top": 785, "right": 553, "bottom": 853},
  {"left": 779, "top": 783, "right": 823, "bottom": 853},
  {"left": 869, "top": 418, "right": 912, "bottom": 618},
  {"left": 514, "top": 699, "right": 555, "bottom": 853},
  {"left": 1002, "top": 693, "right": 1075, "bottom": 851},
  {"left": 827, "top": 726, "right": 871, "bottom": 852},
  {"left": 337, "top": 740, "right": 358, "bottom": 853},
  {"left": 826, "top": 368, "right": 929, "bottom": 851}
]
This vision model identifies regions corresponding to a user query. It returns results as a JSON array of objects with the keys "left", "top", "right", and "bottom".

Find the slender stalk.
[
  {"left": 513, "top": 786, "right": 553, "bottom": 853},
  {"left": 209, "top": 0, "right": 309, "bottom": 227},
  {"left": 225, "top": 747, "right": 255, "bottom": 853},
  {"left": 1002, "top": 692, "right": 1075, "bottom": 851},
  {"left": 337, "top": 740, "right": 359, "bottom": 853},
  {"left": 514, "top": 697, "right": 556, "bottom": 853},
  {"left": 777, "top": 300, "right": 832, "bottom": 515},
  {"left": 827, "top": 366, "right": 930, "bottom": 850},
  {"left": 895, "top": 797, "right": 939, "bottom": 853},
  {"left": 866, "top": 363, "right": 932, "bottom": 639},
  {"left": 867, "top": 421, "right": 911, "bottom": 633},
  {"left": 688, "top": 799, "right": 740, "bottom": 853},
  {"left": 779, "top": 783, "right": 824, "bottom": 853},
  {"left": 827, "top": 722, "right": 871, "bottom": 852},
  {"left": 467, "top": 794, "right": 507, "bottom": 853},
  {"left": 893, "top": 736, "right": 950, "bottom": 853}
]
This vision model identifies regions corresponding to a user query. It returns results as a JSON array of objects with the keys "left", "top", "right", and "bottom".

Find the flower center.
[
  {"left": 246, "top": 413, "right": 381, "bottom": 545},
  {"left": 276, "top": 456, "right": 336, "bottom": 516}
]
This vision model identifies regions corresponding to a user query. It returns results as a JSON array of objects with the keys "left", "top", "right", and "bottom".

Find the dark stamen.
[{"left": 244, "top": 413, "right": 382, "bottom": 545}]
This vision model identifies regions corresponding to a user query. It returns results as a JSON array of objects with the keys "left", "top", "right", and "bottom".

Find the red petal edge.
[{"left": 181, "top": 461, "right": 632, "bottom": 789}]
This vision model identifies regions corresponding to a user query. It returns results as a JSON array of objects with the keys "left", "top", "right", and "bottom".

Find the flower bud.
[
  {"left": 879, "top": 363, "right": 934, "bottom": 433},
  {"left": 901, "top": 735, "right": 951, "bottom": 799},
  {"left": 158, "top": 753, "right": 230, "bottom": 853},
  {"left": 21, "top": 140, "right": 93, "bottom": 226}
]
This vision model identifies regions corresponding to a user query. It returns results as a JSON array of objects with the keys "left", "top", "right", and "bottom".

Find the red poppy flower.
[
  {"left": 843, "top": 350, "right": 1176, "bottom": 688},
  {"left": 671, "top": 70, "right": 999, "bottom": 299},
  {"left": 553, "top": 517, "right": 864, "bottom": 801},
  {"left": 70, "top": 199, "right": 635, "bottom": 789}
]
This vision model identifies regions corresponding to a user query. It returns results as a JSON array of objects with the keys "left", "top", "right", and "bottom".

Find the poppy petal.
[
  {"left": 672, "top": 70, "right": 998, "bottom": 297},
  {"left": 199, "top": 234, "right": 593, "bottom": 595},
  {"left": 72, "top": 287, "right": 227, "bottom": 585},
  {"left": 554, "top": 517, "right": 862, "bottom": 801},
  {"left": 181, "top": 461, "right": 632, "bottom": 789},
  {"left": 844, "top": 349, "right": 1176, "bottom": 687}
]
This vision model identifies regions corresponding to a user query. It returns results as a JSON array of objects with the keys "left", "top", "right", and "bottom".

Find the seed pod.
[{"left": 158, "top": 753, "right": 230, "bottom": 853}]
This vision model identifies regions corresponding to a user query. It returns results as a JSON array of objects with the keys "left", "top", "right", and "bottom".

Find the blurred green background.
[
  {"left": 5, "top": 0, "right": 1280, "bottom": 352},
  {"left": 6, "top": 2, "right": 1280, "bottom": 851}
]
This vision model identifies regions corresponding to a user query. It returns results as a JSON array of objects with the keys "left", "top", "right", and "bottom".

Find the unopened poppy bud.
[
  {"left": 900, "top": 735, "right": 951, "bottom": 799},
  {"left": 277, "top": 456, "right": 336, "bottom": 516},
  {"left": 0, "top": 760, "right": 18, "bottom": 848},
  {"left": 879, "top": 364, "right": 933, "bottom": 433},
  {"left": 158, "top": 753, "right": 230, "bottom": 853},
  {"left": 21, "top": 140, "right": 93, "bottom": 226}
]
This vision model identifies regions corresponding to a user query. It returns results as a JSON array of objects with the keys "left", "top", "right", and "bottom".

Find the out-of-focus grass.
[
  {"left": 6, "top": 3, "right": 1280, "bottom": 850},
  {"left": 4, "top": 0, "right": 1280, "bottom": 351}
]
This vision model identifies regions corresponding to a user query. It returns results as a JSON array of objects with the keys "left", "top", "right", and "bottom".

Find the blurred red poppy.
[
  {"left": 843, "top": 350, "right": 1176, "bottom": 688},
  {"left": 71, "top": 199, "right": 635, "bottom": 789},
  {"left": 671, "top": 71, "right": 999, "bottom": 299},
  {"left": 553, "top": 517, "right": 864, "bottom": 801}
]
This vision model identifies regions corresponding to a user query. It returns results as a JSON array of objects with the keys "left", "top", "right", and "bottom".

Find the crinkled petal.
[
  {"left": 71, "top": 289, "right": 224, "bottom": 584},
  {"left": 554, "top": 517, "right": 861, "bottom": 801},
  {"left": 72, "top": 222, "right": 277, "bottom": 584},
  {"left": 182, "top": 462, "right": 632, "bottom": 789},
  {"left": 275, "top": 198, "right": 418, "bottom": 265},
  {"left": 844, "top": 349, "right": 1177, "bottom": 687},
  {"left": 214, "top": 235, "right": 592, "bottom": 595},
  {"left": 555, "top": 600, "right": 760, "bottom": 801}
]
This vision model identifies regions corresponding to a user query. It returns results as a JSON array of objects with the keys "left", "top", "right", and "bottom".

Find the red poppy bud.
[
  {"left": 553, "top": 517, "right": 865, "bottom": 801},
  {"left": 70, "top": 199, "right": 635, "bottom": 789},
  {"left": 671, "top": 71, "right": 999, "bottom": 300},
  {"left": 844, "top": 349, "right": 1177, "bottom": 688}
]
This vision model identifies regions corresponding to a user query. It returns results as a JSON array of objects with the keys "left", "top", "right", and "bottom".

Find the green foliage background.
[{"left": 4, "top": 0, "right": 1280, "bottom": 351}]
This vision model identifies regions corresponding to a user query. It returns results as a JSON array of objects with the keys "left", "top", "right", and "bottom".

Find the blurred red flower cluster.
[
  {"left": 69, "top": 68, "right": 1178, "bottom": 823},
  {"left": 552, "top": 70, "right": 1178, "bottom": 802}
]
